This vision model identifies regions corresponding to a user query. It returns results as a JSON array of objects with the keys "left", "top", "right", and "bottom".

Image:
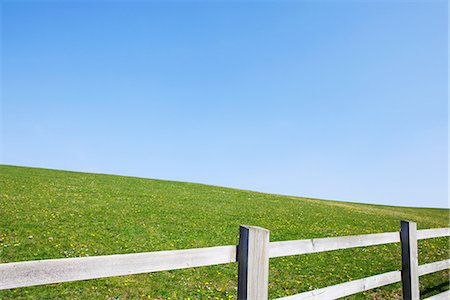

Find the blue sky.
[{"left": 1, "top": 0, "right": 448, "bottom": 208}]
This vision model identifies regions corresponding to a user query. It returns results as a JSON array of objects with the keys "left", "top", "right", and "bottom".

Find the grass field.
[{"left": 0, "top": 165, "right": 449, "bottom": 299}]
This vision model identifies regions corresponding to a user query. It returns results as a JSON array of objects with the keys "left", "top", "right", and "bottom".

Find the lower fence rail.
[{"left": 276, "top": 259, "right": 450, "bottom": 300}]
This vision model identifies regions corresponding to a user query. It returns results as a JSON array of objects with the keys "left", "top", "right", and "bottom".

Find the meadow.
[{"left": 0, "top": 165, "right": 448, "bottom": 299}]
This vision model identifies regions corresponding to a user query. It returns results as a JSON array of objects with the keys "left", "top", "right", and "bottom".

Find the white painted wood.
[
  {"left": 417, "top": 228, "right": 450, "bottom": 240},
  {"left": 400, "top": 220, "right": 420, "bottom": 300},
  {"left": 237, "top": 226, "right": 270, "bottom": 300},
  {"left": 269, "top": 232, "right": 400, "bottom": 258},
  {"left": 275, "top": 259, "right": 450, "bottom": 300},
  {"left": 0, "top": 225, "right": 448, "bottom": 292},
  {"left": 0, "top": 245, "right": 237, "bottom": 290},
  {"left": 277, "top": 270, "right": 401, "bottom": 300},
  {"left": 418, "top": 259, "right": 450, "bottom": 276},
  {"left": 269, "top": 228, "right": 448, "bottom": 259},
  {"left": 423, "top": 290, "right": 450, "bottom": 300}
]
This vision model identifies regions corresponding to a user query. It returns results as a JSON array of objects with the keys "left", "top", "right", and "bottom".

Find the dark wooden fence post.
[
  {"left": 400, "top": 220, "right": 419, "bottom": 300},
  {"left": 237, "top": 225, "right": 270, "bottom": 300}
]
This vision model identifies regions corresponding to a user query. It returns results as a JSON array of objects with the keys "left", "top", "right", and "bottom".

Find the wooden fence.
[{"left": 0, "top": 220, "right": 449, "bottom": 299}]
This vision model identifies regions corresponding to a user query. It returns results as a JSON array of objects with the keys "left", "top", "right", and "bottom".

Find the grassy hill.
[{"left": 0, "top": 165, "right": 448, "bottom": 299}]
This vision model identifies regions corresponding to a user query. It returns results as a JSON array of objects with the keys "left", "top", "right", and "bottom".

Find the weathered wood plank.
[
  {"left": 269, "top": 228, "right": 449, "bottom": 259},
  {"left": 418, "top": 259, "right": 450, "bottom": 276},
  {"left": 417, "top": 228, "right": 450, "bottom": 240},
  {"left": 269, "top": 232, "right": 400, "bottom": 258},
  {"left": 1, "top": 225, "right": 448, "bottom": 292},
  {"left": 237, "top": 225, "right": 270, "bottom": 300},
  {"left": 277, "top": 270, "right": 401, "bottom": 300},
  {"left": 275, "top": 259, "right": 450, "bottom": 300},
  {"left": 400, "top": 220, "right": 419, "bottom": 300},
  {"left": 0, "top": 245, "right": 237, "bottom": 290}
]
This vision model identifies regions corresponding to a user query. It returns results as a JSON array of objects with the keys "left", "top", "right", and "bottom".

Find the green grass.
[{"left": 0, "top": 164, "right": 448, "bottom": 299}]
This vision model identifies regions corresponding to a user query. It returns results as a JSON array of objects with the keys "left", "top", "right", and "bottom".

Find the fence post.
[
  {"left": 237, "top": 225, "right": 270, "bottom": 300},
  {"left": 400, "top": 220, "right": 419, "bottom": 300}
]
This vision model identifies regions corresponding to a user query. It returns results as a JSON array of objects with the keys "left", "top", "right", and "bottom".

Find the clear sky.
[{"left": 1, "top": 0, "right": 448, "bottom": 208}]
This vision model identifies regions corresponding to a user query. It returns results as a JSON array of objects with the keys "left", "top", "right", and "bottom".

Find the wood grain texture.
[
  {"left": 237, "top": 226, "right": 270, "bottom": 300},
  {"left": 275, "top": 259, "right": 450, "bottom": 300},
  {"left": 0, "top": 225, "right": 448, "bottom": 293},
  {"left": 269, "top": 232, "right": 400, "bottom": 258},
  {"left": 270, "top": 228, "right": 449, "bottom": 259},
  {"left": 417, "top": 228, "right": 450, "bottom": 240},
  {"left": 418, "top": 259, "right": 450, "bottom": 276},
  {"left": 400, "top": 221, "right": 419, "bottom": 300},
  {"left": 277, "top": 270, "right": 401, "bottom": 300},
  {"left": 0, "top": 245, "right": 237, "bottom": 290}
]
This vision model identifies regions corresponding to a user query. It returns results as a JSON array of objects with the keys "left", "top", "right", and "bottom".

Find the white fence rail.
[
  {"left": 277, "top": 260, "right": 450, "bottom": 300},
  {"left": 0, "top": 221, "right": 448, "bottom": 300},
  {"left": 0, "top": 246, "right": 237, "bottom": 290}
]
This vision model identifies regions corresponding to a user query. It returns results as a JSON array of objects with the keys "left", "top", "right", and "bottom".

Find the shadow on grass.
[{"left": 420, "top": 281, "right": 449, "bottom": 299}]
